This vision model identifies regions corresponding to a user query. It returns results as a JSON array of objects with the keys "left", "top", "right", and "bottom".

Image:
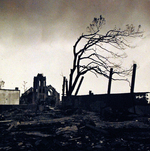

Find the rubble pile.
[{"left": 0, "top": 107, "right": 150, "bottom": 150}]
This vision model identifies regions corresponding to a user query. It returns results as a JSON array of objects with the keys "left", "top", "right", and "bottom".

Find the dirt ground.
[{"left": 0, "top": 107, "right": 150, "bottom": 151}]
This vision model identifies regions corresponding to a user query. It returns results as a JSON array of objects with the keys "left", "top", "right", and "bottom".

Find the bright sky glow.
[{"left": 0, "top": 0, "right": 150, "bottom": 96}]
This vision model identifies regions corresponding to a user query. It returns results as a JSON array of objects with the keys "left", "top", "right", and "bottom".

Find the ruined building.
[
  {"left": 0, "top": 87, "right": 20, "bottom": 105},
  {"left": 20, "top": 74, "right": 60, "bottom": 107},
  {"left": 62, "top": 64, "right": 150, "bottom": 115}
]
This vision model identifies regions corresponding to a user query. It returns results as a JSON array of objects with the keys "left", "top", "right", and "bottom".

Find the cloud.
[{"left": 0, "top": 0, "right": 150, "bottom": 94}]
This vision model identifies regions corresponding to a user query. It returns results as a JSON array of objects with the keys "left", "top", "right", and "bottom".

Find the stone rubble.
[{"left": 0, "top": 107, "right": 150, "bottom": 151}]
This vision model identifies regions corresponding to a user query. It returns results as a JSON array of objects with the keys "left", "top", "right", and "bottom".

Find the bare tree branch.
[{"left": 66, "top": 15, "right": 143, "bottom": 96}]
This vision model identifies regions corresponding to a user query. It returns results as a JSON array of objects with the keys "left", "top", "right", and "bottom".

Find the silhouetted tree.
[
  {"left": 66, "top": 15, "right": 143, "bottom": 96},
  {"left": 22, "top": 81, "right": 28, "bottom": 92}
]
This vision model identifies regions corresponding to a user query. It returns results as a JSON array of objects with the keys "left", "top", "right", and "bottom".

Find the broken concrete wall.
[
  {"left": 62, "top": 92, "right": 148, "bottom": 113},
  {"left": 33, "top": 74, "right": 47, "bottom": 104},
  {"left": 20, "top": 88, "right": 34, "bottom": 104},
  {"left": 0, "top": 89, "right": 20, "bottom": 105},
  {"left": 20, "top": 74, "right": 60, "bottom": 107}
]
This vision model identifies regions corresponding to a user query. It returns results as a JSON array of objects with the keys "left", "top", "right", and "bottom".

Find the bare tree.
[
  {"left": 22, "top": 81, "right": 28, "bottom": 92},
  {"left": 65, "top": 15, "right": 143, "bottom": 96}
]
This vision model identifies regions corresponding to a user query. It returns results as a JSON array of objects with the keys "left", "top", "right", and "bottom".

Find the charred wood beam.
[
  {"left": 75, "top": 76, "right": 84, "bottom": 96},
  {"left": 130, "top": 64, "right": 137, "bottom": 114},
  {"left": 65, "top": 79, "right": 68, "bottom": 96},
  {"left": 130, "top": 64, "right": 137, "bottom": 93},
  {"left": 62, "top": 77, "right": 66, "bottom": 96},
  {"left": 107, "top": 68, "right": 113, "bottom": 94}
]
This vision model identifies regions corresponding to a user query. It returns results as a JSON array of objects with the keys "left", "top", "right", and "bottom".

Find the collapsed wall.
[
  {"left": 62, "top": 92, "right": 150, "bottom": 114},
  {"left": 20, "top": 74, "right": 60, "bottom": 107},
  {"left": 0, "top": 88, "right": 20, "bottom": 105}
]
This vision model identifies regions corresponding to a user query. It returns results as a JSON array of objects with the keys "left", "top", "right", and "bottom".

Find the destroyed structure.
[
  {"left": 1, "top": 67, "right": 150, "bottom": 150},
  {"left": 0, "top": 87, "right": 20, "bottom": 105},
  {"left": 20, "top": 74, "right": 60, "bottom": 107},
  {"left": 62, "top": 64, "right": 150, "bottom": 115}
]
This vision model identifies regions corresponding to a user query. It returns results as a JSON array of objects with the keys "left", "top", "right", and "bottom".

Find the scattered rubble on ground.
[{"left": 0, "top": 107, "right": 150, "bottom": 151}]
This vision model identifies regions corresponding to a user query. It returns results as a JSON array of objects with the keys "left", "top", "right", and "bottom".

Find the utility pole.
[
  {"left": 107, "top": 68, "right": 113, "bottom": 94},
  {"left": 130, "top": 64, "right": 137, "bottom": 93},
  {"left": 130, "top": 64, "right": 137, "bottom": 114}
]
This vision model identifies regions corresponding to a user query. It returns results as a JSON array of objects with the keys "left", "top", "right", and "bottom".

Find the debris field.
[{"left": 0, "top": 107, "right": 150, "bottom": 151}]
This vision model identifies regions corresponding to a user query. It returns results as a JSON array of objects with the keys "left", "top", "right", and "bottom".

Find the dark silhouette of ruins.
[
  {"left": 0, "top": 65, "right": 150, "bottom": 116},
  {"left": 20, "top": 74, "right": 60, "bottom": 107},
  {"left": 62, "top": 64, "right": 150, "bottom": 116}
]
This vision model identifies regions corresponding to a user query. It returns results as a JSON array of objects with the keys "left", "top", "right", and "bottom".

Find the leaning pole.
[{"left": 130, "top": 64, "right": 137, "bottom": 113}]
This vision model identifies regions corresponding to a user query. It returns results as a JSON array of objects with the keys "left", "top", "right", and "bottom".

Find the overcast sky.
[{"left": 0, "top": 0, "right": 150, "bottom": 95}]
